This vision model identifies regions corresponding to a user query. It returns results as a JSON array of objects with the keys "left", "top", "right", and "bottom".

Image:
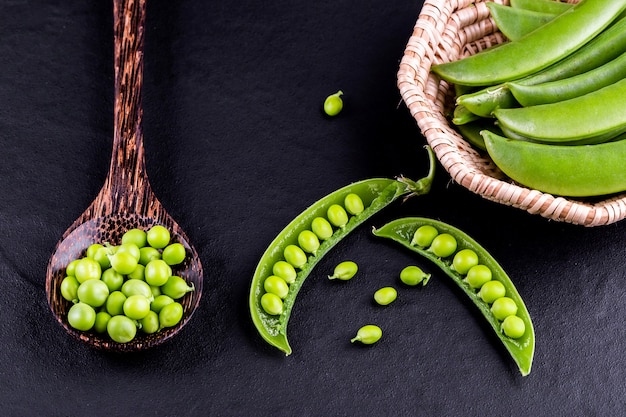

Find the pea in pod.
[
  {"left": 249, "top": 148, "right": 436, "bottom": 355},
  {"left": 432, "top": 0, "right": 626, "bottom": 86},
  {"left": 373, "top": 217, "right": 535, "bottom": 376}
]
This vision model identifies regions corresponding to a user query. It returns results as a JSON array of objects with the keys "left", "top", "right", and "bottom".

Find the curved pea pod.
[
  {"left": 487, "top": 3, "right": 557, "bottom": 42},
  {"left": 432, "top": 0, "right": 626, "bottom": 86},
  {"left": 457, "top": 13, "right": 626, "bottom": 117},
  {"left": 372, "top": 217, "right": 535, "bottom": 376},
  {"left": 509, "top": 0, "right": 573, "bottom": 14},
  {"left": 482, "top": 130, "right": 626, "bottom": 197},
  {"left": 249, "top": 148, "right": 436, "bottom": 355},
  {"left": 493, "top": 78, "right": 626, "bottom": 144},
  {"left": 508, "top": 51, "right": 626, "bottom": 106}
]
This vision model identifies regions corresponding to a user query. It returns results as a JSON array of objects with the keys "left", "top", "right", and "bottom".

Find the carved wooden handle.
[{"left": 108, "top": 0, "right": 148, "bottom": 194}]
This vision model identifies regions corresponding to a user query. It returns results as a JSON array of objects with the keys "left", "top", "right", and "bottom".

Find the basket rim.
[{"left": 397, "top": 0, "right": 626, "bottom": 226}]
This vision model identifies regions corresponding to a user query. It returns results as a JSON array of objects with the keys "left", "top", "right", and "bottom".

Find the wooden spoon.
[{"left": 45, "top": 0, "right": 203, "bottom": 352}]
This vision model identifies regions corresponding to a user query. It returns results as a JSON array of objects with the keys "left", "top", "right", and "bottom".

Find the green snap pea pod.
[
  {"left": 494, "top": 78, "right": 626, "bottom": 143},
  {"left": 432, "top": 0, "right": 626, "bottom": 86},
  {"left": 509, "top": 0, "right": 573, "bottom": 14},
  {"left": 458, "top": 12, "right": 626, "bottom": 117},
  {"left": 372, "top": 217, "right": 534, "bottom": 376},
  {"left": 454, "top": 119, "right": 503, "bottom": 151},
  {"left": 508, "top": 51, "right": 626, "bottom": 106},
  {"left": 487, "top": 3, "right": 557, "bottom": 41},
  {"left": 482, "top": 129, "right": 626, "bottom": 196},
  {"left": 496, "top": 120, "right": 626, "bottom": 146},
  {"left": 452, "top": 105, "right": 480, "bottom": 126},
  {"left": 249, "top": 148, "right": 436, "bottom": 355}
]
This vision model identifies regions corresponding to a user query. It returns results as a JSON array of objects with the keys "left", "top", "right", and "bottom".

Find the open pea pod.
[
  {"left": 372, "top": 217, "right": 535, "bottom": 376},
  {"left": 249, "top": 148, "right": 436, "bottom": 355}
]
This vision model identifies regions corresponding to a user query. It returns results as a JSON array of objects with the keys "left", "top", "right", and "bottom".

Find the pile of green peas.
[
  {"left": 410, "top": 224, "right": 526, "bottom": 339},
  {"left": 260, "top": 192, "right": 366, "bottom": 316},
  {"left": 59, "top": 225, "right": 195, "bottom": 343}
]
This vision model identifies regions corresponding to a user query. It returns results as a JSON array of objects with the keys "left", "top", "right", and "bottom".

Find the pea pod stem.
[
  {"left": 249, "top": 147, "right": 436, "bottom": 355},
  {"left": 372, "top": 217, "right": 535, "bottom": 376}
]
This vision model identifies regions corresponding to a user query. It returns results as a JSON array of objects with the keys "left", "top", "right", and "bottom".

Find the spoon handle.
[{"left": 106, "top": 0, "right": 149, "bottom": 199}]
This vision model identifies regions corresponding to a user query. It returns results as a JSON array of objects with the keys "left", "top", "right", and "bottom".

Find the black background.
[{"left": 2, "top": 0, "right": 626, "bottom": 416}]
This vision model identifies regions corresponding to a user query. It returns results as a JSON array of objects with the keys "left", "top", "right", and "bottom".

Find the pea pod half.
[
  {"left": 249, "top": 148, "right": 436, "bottom": 355},
  {"left": 372, "top": 217, "right": 535, "bottom": 376}
]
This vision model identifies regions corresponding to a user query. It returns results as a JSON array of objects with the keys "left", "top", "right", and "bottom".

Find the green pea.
[
  {"left": 107, "top": 315, "right": 137, "bottom": 343},
  {"left": 479, "top": 280, "right": 506, "bottom": 304},
  {"left": 67, "top": 302, "right": 96, "bottom": 331},
  {"left": 146, "top": 225, "right": 170, "bottom": 249},
  {"left": 327, "top": 204, "right": 349, "bottom": 228},
  {"left": 122, "top": 228, "right": 148, "bottom": 248},
  {"left": 328, "top": 261, "right": 358, "bottom": 281},
  {"left": 452, "top": 249, "right": 479, "bottom": 275},
  {"left": 101, "top": 268, "right": 124, "bottom": 292},
  {"left": 465, "top": 264, "right": 492, "bottom": 289},
  {"left": 140, "top": 311, "right": 160, "bottom": 334},
  {"left": 399, "top": 265, "right": 430, "bottom": 286},
  {"left": 160, "top": 276, "right": 194, "bottom": 300},
  {"left": 264, "top": 275, "right": 289, "bottom": 299},
  {"left": 411, "top": 225, "right": 439, "bottom": 247},
  {"left": 93, "top": 311, "right": 111, "bottom": 333},
  {"left": 162, "top": 243, "right": 187, "bottom": 266},
  {"left": 502, "top": 315, "right": 526, "bottom": 339},
  {"left": 127, "top": 263, "right": 145, "bottom": 281},
  {"left": 491, "top": 297, "right": 519, "bottom": 321},
  {"left": 159, "top": 302, "right": 184, "bottom": 328},
  {"left": 60, "top": 276, "right": 80, "bottom": 302},
  {"left": 311, "top": 217, "right": 334, "bottom": 240},
  {"left": 115, "top": 243, "right": 141, "bottom": 262},
  {"left": 105, "top": 291, "right": 127, "bottom": 316},
  {"left": 260, "top": 293, "right": 284, "bottom": 316},
  {"left": 65, "top": 259, "right": 80, "bottom": 277},
  {"left": 272, "top": 261, "right": 297, "bottom": 284},
  {"left": 429, "top": 233, "right": 457, "bottom": 258},
  {"left": 86, "top": 243, "right": 105, "bottom": 259},
  {"left": 139, "top": 246, "right": 161, "bottom": 266},
  {"left": 93, "top": 246, "right": 112, "bottom": 269},
  {"left": 74, "top": 257, "right": 102, "bottom": 284},
  {"left": 323, "top": 90, "right": 344, "bottom": 116},
  {"left": 284, "top": 244, "right": 308, "bottom": 269},
  {"left": 151, "top": 294, "right": 175, "bottom": 314},
  {"left": 374, "top": 287, "right": 397, "bottom": 306},
  {"left": 297, "top": 230, "right": 320, "bottom": 254},
  {"left": 344, "top": 193, "right": 364, "bottom": 215},
  {"left": 351, "top": 325, "right": 382, "bottom": 345}
]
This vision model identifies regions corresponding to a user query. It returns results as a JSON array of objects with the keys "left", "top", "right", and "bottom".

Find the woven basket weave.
[{"left": 398, "top": 0, "right": 626, "bottom": 226}]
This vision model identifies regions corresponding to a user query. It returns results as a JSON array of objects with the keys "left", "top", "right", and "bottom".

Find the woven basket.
[{"left": 398, "top": 0, "right": 626, "bottom": 226}]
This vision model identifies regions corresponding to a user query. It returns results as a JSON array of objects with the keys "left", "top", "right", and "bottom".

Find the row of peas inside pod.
[
  {"left": 411, "top": 225, "right": 525, "bottom": 339},
  {"left": 260, "top": 193, "right": 366, "bottom": 316},
  {"left": 59, "top": 225, "right": 195, "bottom": 343}
]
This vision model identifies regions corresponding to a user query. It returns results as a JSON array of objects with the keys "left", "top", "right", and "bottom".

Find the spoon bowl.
[{"left": 45, "top": 0, "right": 203, "bottom": 351}]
